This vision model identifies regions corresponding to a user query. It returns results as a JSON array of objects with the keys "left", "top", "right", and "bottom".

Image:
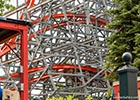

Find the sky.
[{"left": 10, "top": 0, "right": 25, "bottom": 7}]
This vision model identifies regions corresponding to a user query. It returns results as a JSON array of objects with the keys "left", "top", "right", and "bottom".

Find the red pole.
[
  {"left": 113, "top": 84, "right": 119, "bottom": 100},
  {"left": 20, "top": 27, "right": 28, "bottom": 100}
]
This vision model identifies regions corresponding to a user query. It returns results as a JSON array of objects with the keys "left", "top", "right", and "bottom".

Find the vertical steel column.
[{"left": 20, "top": 27, "right": 28, "bottom": 100}]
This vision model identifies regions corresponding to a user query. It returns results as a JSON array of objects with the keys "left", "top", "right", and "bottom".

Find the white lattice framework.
[{"left": 0, "top": 0, "right": 115, "bottom": 99}]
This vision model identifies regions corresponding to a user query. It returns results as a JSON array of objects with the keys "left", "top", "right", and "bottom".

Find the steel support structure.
[
  {"left": 0, "top": 0, "right": 115, "bottom": 99},
  {"left": 21, "top": 27, "right": 29, "bottom": 100},
  {"left": 0, "top": 20, "right": 28, "bottom": 100}
]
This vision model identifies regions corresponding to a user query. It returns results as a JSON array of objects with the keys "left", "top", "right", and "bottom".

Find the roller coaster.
[{"left": 0, "top": 0, "right": 115, "bottom": 100}]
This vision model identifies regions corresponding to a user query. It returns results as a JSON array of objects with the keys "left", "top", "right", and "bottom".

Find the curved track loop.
[
  {"left": 0, "top": 0, "right": 114, "bottom": 99},
  {"left": 0, "top": 64, "right": 102, "bottom": 82},
  {"left": 0, "top": 14, "right": 106, "bottom": 58}
]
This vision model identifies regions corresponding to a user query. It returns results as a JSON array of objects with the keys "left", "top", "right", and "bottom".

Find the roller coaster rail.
[{"left": 0, "top": 0, "right": 115, "bottom": 100}]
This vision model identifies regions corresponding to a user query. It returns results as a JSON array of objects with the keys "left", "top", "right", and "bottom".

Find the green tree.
[
  {"left": 105, "top": 0, "right": 140, "bottom": 80},
  {"left": 0, "top": 0, "right": 15, "bottom": 15}
]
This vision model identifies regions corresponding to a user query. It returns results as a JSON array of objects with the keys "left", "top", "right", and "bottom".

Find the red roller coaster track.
[
  {"left": 0, "top": 13, "right": 106, "bottom": 83},
  {"left": 0, "top": 13, "right": 106, "bottom": 58},
  {"left": 0, "top": 0, "right": 110, "bottom": 100}
]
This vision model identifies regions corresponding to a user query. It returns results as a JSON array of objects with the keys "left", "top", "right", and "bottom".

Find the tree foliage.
[
  {"left": 105, "top": 0, "right": 140, "bottom": 80},
  {"left": 0, "top": 0, "right": 15, "bottom": 16}
]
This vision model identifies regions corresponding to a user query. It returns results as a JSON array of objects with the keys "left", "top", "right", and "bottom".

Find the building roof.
[{"left": 0, "top": 17, "right": 30, "bottom": 25}]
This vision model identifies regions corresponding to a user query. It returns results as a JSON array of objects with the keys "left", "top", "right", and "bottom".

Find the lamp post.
[{"left": 118, "top": 52, "right": 138, "bottom": 100}]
